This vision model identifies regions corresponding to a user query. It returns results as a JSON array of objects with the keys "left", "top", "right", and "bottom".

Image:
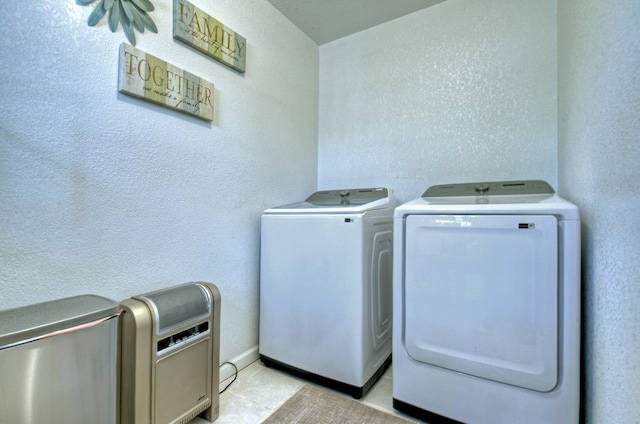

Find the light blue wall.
[
  {"left": 318, "top": 0, "right": 557, "bottom": 203},
  {"left": 0, "top": 0, "right": 319, "bottom": 364},
  {"left": 559, "top": 0, "right": 640, "bottom": 422}
]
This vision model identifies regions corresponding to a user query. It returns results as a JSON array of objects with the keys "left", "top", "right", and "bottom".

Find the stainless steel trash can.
[{"left": 0, "top": 295, "right": 120, "bottom": 424}]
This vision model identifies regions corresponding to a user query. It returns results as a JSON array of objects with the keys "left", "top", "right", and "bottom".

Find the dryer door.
[{"left": 403, "top": 214, "right": 558, "bottom": 392}]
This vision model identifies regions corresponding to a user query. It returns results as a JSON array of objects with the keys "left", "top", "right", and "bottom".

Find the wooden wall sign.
[
  {"left": 173, "top": 0, "right": 247, "bottom": 73},
  {"left": 118, "top": 43, "right": 214, "bottom": 121}
]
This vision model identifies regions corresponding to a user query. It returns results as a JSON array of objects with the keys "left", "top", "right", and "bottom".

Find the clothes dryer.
[
  {"left": 260, "top": 188, "right": 394, "bottom": 398},
  {"left": 393, "top": 180, "right": 580, "bottom": 423}
]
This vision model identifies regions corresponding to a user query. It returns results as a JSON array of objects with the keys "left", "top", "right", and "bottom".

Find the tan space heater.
[{"left": 119, "top": 282, "right": 221, "bottom": 424}]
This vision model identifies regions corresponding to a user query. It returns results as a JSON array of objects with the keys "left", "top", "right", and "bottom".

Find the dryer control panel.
[{"left": 422, "top": 180, "right": 554, "bottom": 198}]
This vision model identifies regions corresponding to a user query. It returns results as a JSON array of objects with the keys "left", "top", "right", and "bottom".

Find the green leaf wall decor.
[{"left": 78, "top": 0, "right": 157, "bottom": 46}]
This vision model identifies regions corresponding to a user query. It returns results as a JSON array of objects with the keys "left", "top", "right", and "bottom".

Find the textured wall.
[
  {"left": 558, "top": 1, "right": 640, "bottom": 422},
  {"left": 0, "top": 0, "right": 318, "bottom": 362},
  {"left": 318, "top": 0, "right": 557, "bottom": 203}
]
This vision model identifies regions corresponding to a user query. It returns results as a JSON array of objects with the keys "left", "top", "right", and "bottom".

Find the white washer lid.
[{"left": 264, "top": 187, "right": 392, "bottom": 213}]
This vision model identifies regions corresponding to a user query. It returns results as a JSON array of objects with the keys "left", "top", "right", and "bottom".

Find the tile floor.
[{"left": 189, "top": 359, "right": 427, "bottom": 423}]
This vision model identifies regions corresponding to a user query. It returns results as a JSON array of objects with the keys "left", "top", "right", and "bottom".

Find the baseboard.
[{"left": 219, "top": 345, "right": 259, "bottom": 382}]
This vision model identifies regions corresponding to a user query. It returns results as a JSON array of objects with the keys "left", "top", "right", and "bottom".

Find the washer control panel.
[
  {"left": 422, "top": 180, "right": 554, "bottom": 198},
  {"left": 306, "top": 188, "right": 388, "bottom": 206}
]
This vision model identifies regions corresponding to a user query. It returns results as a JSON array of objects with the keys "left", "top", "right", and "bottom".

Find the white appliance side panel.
[
  {"left": 404, "top": 214, "right": 558, "bottom": 392},
  {"left": 259, "top": 213, "right": 365, "bottom": 384},
  {"left": 361, "top": 219, "right": 393, "bottom": 382},
  {"left": 370, "top": 226, "right": 392, "bottom": 349}
]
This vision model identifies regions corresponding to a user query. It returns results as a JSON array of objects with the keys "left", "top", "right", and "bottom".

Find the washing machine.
[
  {"left": 259, "top": 187, "right": 395, "bottom": 398},
  {"left": 392, "top": 180, "right": 580, "bottom": 424}
]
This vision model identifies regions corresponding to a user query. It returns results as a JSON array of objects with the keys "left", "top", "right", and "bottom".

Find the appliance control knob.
[
  {"left": 340, "top": 190, "right": 350, "bottom": 197},
  {"left": 475, "top": 184, "right": 490, "bottom": 193}
]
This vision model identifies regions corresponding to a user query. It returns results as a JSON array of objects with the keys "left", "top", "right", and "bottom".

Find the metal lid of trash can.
[{"left": 0, "top": 295, "right": 119, "bottom": 350}]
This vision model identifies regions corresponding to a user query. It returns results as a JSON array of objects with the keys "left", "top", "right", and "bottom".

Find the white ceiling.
[{"left": 267, "top": 0, "right": 446, "bottom": 45}]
